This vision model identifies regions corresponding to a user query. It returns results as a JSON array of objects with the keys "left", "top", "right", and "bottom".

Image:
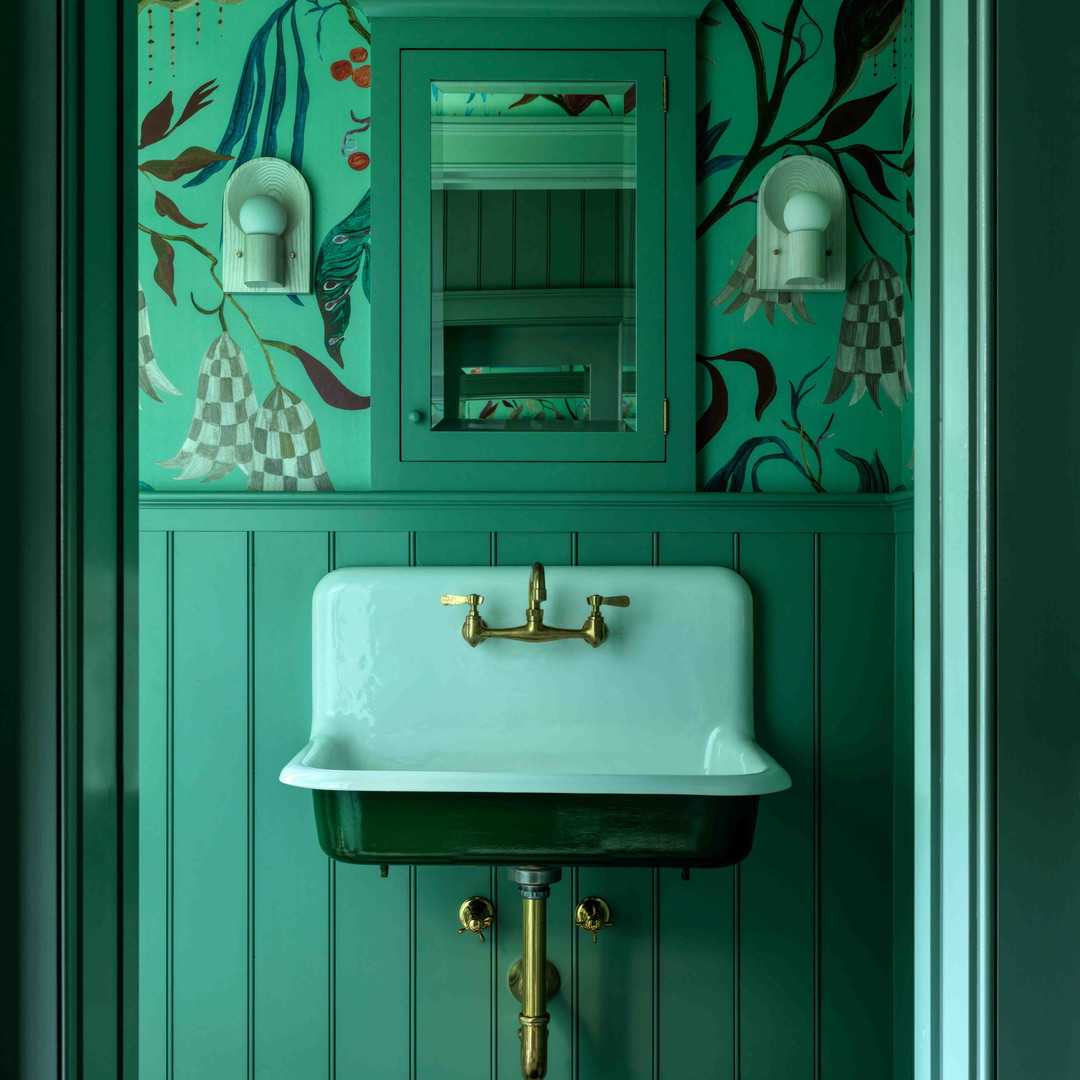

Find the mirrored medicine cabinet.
[{"left": 367, "top": 7, "right": 701, "bottom": 491}]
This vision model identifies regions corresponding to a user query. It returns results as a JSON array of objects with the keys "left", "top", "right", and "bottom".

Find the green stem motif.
[{"left": 137, "top": 223, "right": 280, "bottom": 385}]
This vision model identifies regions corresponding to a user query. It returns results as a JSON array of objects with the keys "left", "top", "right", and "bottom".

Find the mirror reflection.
[{"left": 430, "top": 83, "right": 636, "bottom": 432}]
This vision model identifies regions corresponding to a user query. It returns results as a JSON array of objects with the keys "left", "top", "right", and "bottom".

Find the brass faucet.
[{"left": 441, "top": 562, "right": 629, "bottom": 648}]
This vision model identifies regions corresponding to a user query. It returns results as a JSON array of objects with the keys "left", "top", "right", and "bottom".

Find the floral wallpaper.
[{"left": 136, "top": 0, "right": 913, "bottom": 493}]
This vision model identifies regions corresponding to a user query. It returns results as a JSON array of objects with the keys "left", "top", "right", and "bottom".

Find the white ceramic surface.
[{"left": 280, "top": 565, "right": 791, "bottom": 797}]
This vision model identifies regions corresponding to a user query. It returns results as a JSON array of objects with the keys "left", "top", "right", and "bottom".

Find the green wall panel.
[
  {"left": 738, "top": 534, "right": 816, "bottom": 1079},
  {"left": 576, "top": 532, "right": 653, "bottom": 566},
  {"left": 334, "top": 531, "right": 411, "bottom": 567},
  {"left": 170, "top": 532, "right": 251, "bottom": 1078},
  {"left": 138, "top": 532, "right": 169, "bottom": 1078},
  {"left": 819, "top": 533, "right": 895, "bottom": 1079},
  {"left": 139, "top": 505, "right": 907, "bottom": 1079},
  {"left": 415, "top": 866, "right": 496, "bottom": 1079},
  {"left": 576, "top": 868, "right": 657, "bottom": 1079},
  {"left": 253, "top": 533, "right": 333, "bottom": 1078},
  {"left": 496, "top": 531, "right": 573, "bottom": 567},
  {"left": 415, "top": 530, "right": 492, "bottom": 566},
  {"left": 657, "top": 529, "right": 735, "bottom": 1080}
]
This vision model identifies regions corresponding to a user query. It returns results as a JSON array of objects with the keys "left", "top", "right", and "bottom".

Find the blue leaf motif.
[
  {"left": 314, "top": 191, "right": 371, "bottom": 367},
  {"left": 697, "top": 103, "right": 743, "bottom": 185}
]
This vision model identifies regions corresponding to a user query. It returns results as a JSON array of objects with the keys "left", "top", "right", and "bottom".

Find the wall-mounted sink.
[{"left": 280, "top": 565, "right": 790, "bottom": 867}]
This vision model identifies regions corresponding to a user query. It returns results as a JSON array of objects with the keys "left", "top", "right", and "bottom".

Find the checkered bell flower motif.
[
  {"left": 158, "top": 331, "right": 257, "bottom": 481},
  {"left": 711, "top": 236, "right": 813, "bottom": 325},
  {"left": 247, "top": 385, "right": 334, "bottom": 491},
  {"left": 823, "top": 256, "right": 911, "bottom": 409},
  {"left": 137, "top": 282, "right": 181, "bottom": 403}
]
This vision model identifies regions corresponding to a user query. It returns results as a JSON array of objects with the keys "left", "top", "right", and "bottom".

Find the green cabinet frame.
[{"left": 370, "top": 17, "right": 696, "bottom": 491}]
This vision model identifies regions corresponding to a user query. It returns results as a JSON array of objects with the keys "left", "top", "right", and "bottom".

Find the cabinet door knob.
[{"left": 408, "top": 410, "right": 423, "bottom": 423}]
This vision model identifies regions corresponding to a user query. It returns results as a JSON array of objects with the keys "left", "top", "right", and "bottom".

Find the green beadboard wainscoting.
[{"left": 138, "top": 493, "right": 912, "bottom": 1080}]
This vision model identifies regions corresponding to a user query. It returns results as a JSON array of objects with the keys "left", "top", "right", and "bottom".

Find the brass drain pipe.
[{"left": 507, "top": 866, "right": 562, "bottom": 1080}]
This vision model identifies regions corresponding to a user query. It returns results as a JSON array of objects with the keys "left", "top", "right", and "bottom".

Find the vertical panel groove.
[
  {"left": 166, "top": 531, "right": 175, "bottom": 1080},
  {"left": 733, "top": 533, "right": 741, "bottom": 1080},
  {"left": 570, "top": 865, "right": 579, "bottom": 1080},
  {"left": 327, "top": 532, "right": 336, "bottom": 1080},
  {"left": 409, "top": 529, "right": 417, "bottom": 1080},
  {"left": 246, "top": 532, "right": 255, "bottom": 1080},
  {"left": 652, "top": 869, "right": 660, "bottom": 1080},
  {"left": 813, "top": 534, "right": 822, "bottom": 1080},
  {"left": 490, "top": 864, "right": 498, "bottom": 1080}
]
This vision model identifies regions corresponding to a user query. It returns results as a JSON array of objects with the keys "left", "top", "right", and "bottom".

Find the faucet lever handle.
[
  {"left": 586, "top": 594, "right": 631, "bottom": 609},
  {"left": 441, "top": 593, "right": 484, "bottom": 607}
]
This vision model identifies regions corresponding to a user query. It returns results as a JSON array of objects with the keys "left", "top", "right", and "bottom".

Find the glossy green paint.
[
  {"left": 911, "top": 2, "right": 995, "bottom": 1079},
  {"left": 995, "top": 2, "right": 1080, "bottom": 1077},
  {"left": 370, "top": 17, "right": 696, "bottom": 491},
  {"left": 138, "top": 505, "right": 909, "bottom": 1078},
  {"left": 314, "top": 790, "right": 760, "bottom": 867}
]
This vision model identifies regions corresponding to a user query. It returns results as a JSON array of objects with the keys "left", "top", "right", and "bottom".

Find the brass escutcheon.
[
  {"left": 458, "top": 896, "right": 495, "bottom": 943},
  {"left": 508, "top": 959, "right": 561, "bottom": 1003}
]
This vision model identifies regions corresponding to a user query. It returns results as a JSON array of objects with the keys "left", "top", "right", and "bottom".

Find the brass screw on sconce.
[
  {"left": 574, "top": 897, "right": 614, "bottom": 943},
  {"left": 457, "top": 896, "right": 495, "bottom": 943}
]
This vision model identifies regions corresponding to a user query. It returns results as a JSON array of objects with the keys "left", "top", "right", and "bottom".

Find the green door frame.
[
  {"left": 913, "top": 1, "right": 995, "bottom": 1078},
  {"left": 8, "top": 1, "right": 1006, "bottom": 1077},
  {"left": 6, "top": 1, "right": 138, "bottom": 1077}
]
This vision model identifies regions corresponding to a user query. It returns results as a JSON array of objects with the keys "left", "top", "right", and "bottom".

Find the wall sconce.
[
  {"left": 222, "top": 157, "right": 312, "bottom": 294},
  {"left": 756, "top": 156, "right": 846, "bottom": 292}
]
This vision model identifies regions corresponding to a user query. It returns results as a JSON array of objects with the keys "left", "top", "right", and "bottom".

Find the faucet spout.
[{"left": 528, "top": 562, "right": 546, "bottom": 609}]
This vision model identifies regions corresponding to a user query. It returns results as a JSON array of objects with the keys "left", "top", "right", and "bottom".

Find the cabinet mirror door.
[{"left": 400, "top": 51, "right": 666, "bottom": 464}]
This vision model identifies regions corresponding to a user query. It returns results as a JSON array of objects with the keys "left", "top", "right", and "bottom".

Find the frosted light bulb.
[
  {"left": 783, "top": 191, "right": 831, "bottom": 233},
  {"left": 238, "top": 194, "right": 288, "bottom": 236}
]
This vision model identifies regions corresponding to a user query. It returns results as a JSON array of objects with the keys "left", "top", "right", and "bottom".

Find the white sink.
[{"left": 281, "top": 565, "right": 790, "bottom": 867}]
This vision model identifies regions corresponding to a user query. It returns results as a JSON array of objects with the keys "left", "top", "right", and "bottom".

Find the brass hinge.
[
  {"left": 662, "top": 75, "right": 669, "bottom": 113},
  {"left": 663, "top": 397, "right": 670, "bottom": 435}
]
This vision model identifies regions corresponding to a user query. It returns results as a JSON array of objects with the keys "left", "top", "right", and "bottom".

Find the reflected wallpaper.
[{"left": 136, "top": 0, "right": 914, "bottom": 492}]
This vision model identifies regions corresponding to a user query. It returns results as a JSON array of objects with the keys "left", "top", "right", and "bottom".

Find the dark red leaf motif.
[
  {"left": 624, "top": 84, "right": 637, "bottom": 114},
  {"left": 696, "top": 348, "right": 777, "bottom": 451},
  {"left": 509, "top": 94, "right": 539, "bottom": 109},
  {"left": 139, "top": 91, "right": 175, "bottom": 150},
  {"left": 557, "top": 94, "right": 612, "bottom": 117},
  {"left": 265, "top": 341, "right": 371, "bottom": 410},
  {"left": 478, "top": 399, "right": 497, "bottom": 419},
  {"left": 723, "top": 349, "right": 777, "bottom": 420},
  {"left": 154, "top": 190, "right": 207, "bottom": 229},
  {"left": 902, "top": 150, "right": 914, "bottom": 176},
  {"left": 818, "top": 84, "right": 894, "bottom": 144},
  {"left": 139, "top": 146, "right": 234, "bottom": 182},
  {"left": 173, "top": 79, "right": 219, "bottom": 131},
  {"left": 149, "top": 233, "right": 176, "bottom": 305},
  {"left": 696, "top": 358, "right": 729, "bottom": 452},
  {"left": 842, "top": 145, "right": 897, "bottom": 201}
]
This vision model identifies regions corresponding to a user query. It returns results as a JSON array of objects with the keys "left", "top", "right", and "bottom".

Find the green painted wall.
[
  {"left": 138, "top": 496, "right": 910, "bottom": 1079},
  {"left": 134, "top": 2, "right": 916, "bottom": 1075},
  {"left": 135, "top": 1, "right": 913, "bottom": 493}
]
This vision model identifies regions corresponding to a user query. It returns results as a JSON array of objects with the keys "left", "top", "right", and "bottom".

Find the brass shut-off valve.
[
  {"left": 574, "top": 897, "right": 614, "bottom": 943},
  {"left": 457, "top": 896, "right": 495, "bottom": 943}
]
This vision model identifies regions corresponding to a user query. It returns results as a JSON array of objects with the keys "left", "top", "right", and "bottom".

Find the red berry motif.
[
  {"left": 330, "top": 59, "right": 353, "bottom": 81},
  {"left": 348, "top": 152, "right": 370, "bottom": 171},
  {"left": 350, "top": 47, "right": 369, "bottom": 63},
  {"left": 352, "top": 65, "right": 371, "bottom": 88}
]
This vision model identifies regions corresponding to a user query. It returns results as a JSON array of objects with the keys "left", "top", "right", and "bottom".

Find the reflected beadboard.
[{"left": 138, "top": 494, "right": 912, "bottom": 1080}]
